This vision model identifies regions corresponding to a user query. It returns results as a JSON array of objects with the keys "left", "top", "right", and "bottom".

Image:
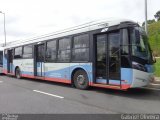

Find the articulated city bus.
[
  {"left": 0, "top": 47, "right": 3, "bottom": 74},
  {"left": 2, "top": 19, "right": 155, "bottom": 90}
]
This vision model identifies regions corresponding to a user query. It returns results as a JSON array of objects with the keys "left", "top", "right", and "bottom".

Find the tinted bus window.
[
  {"left": 23, "top": 45, "right": 33, "bottom": 58},
  {"left": 72, "top": 34, "right": 89, "bottom": 61},
  {"left": 122, "top": 29, "right": 129, "bottom": 55},
  {"left": 46, "top": 40, "right": 57, "bottom": 62},
  {"left": 14, "top": 47, "right": 22, "bottom": 58},
  {"left": 58, "top": 38, "right": 71, "bottom": 62},
  {"left": 73, "top": 34, "right": 89, "bottom": 48},
  {"left": 59, "top": 38, "right": 71, "bottom": 50}
]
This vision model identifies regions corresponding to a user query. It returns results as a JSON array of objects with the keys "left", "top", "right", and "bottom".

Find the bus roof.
[{"left": 5, "top": 18, "right": 136, "bottom": 49}]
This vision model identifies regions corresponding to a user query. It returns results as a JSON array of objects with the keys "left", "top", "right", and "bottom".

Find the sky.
[{"left": 0, "top": 0, "right": 160, "bottom": 45}]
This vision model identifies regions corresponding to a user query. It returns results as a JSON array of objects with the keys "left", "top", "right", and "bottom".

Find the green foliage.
[
  {"left": 148, "top": 21, "right": 160, "bottom": 56},
  {"left": 154, "top": 10, "right": 160, "bottom": 21},
  {"left": 148, "top": 11, "right": 160, "bottom": 77},
  {"left": 154, "top": 58, "right": 160, "bottom": 77},
  {"left": 142, "top": 19, "right": 155, "bottom": 26}
]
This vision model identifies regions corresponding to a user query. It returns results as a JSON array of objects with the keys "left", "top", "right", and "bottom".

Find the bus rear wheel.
[
  {"left": 15, "top": 67, "right": 21, "bottom": 79},
  {"left": 73, "top": 70, "right": 89, "bottom": 90}
]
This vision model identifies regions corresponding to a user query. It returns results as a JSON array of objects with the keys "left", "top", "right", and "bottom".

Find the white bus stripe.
[{"left": 33, "top": 90, "right": 64, "bottom": 99}]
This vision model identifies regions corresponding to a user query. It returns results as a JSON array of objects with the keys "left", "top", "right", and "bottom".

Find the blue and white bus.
[{"left": 3, "top": 19, "right": 155, "bottom": 90}]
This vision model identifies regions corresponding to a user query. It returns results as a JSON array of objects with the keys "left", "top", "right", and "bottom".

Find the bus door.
[
  {"left": 7, "top": 49, "right": 13, "bottom": 73},
  {"left": 95, "top": 31, "right": 121, "bottom": 86},
  {"left": 34, "top": 44, "right": 45, "bottom": 77}
]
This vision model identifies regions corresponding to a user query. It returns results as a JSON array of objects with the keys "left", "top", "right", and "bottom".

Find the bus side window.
[
  {"left": 23, "top": 45, "right": 33, "bottom": 58},
  {"left": 58, "top": 38, "right": 71, "bottom": 62},
  {"left": 14, "top": 47, "right": 22, "bottom": 59},
  {"left": 46, "top": 40, "right": 57, "bottom": 62},
  {"left": 72, "top": 34, "right": 89, "bottom": 62}
]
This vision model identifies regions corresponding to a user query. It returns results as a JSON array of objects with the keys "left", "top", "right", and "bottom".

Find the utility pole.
[
  {"left": 0, "top": 11, "right": 6, "bottom": 46},
  {"left": 145, "top": 0, "right": 148, "bottom": 35}
]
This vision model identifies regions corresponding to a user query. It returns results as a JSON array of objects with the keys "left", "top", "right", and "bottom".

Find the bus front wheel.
[
  {"left": 15, "top": 67, "right": 21, "bottom": 79},
  {"left": 73, "top": 70, "right": 89, "bottom": 90}
]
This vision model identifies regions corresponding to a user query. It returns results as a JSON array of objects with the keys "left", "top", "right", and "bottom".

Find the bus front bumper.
[{"left": 131, "top": 69, "right": 153, "bottom": 88}]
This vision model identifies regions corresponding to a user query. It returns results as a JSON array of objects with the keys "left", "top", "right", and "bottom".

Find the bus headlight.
[{"left": 132, "top": 62, "right": 147, "bottom": 72}]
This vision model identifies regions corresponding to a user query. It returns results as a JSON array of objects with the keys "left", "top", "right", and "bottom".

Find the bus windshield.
[
  {"left": 130, "top": 27, "right": 153, "bottom": 64},
  {"left": 0, "top": 51, "right": 3, "bottom": 66}
]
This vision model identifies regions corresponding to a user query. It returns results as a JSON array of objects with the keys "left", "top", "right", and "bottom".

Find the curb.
[{"left": 155, "top": 77, "right": 160, "bottom": 81}]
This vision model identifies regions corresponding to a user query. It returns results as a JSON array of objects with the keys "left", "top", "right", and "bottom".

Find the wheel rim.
[{"left": 77, "top": 75, "right": 85, "bottom": 85}]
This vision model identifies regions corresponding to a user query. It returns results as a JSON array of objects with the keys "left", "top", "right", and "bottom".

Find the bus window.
[
  {"left": 58, "top": 38, "right": 71, "bottom": 62},
  {"left": 23, "top": 45, "right": 33, "bottom": 58},
  {"left": 14, "top": 47, "right": 22, "bottom": 59},
  {"left": 72, "top": 34, "right": 89, "bottom": 61},
  {"left": 46, "top": 40, "right": 57, "bottom": 62}
]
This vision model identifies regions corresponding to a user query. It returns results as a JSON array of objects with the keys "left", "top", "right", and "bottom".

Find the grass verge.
[{"left": 155, "top": 58, "right": 160, "bottom": 77}]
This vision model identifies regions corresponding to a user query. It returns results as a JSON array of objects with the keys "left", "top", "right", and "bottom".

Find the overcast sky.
[{"left": 0, "top": 0, "right": 160, "bottom": 44}]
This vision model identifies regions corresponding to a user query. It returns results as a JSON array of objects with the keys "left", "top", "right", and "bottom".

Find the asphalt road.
[{"left": 0, "top": 75, "right": 160, "bottom": 114}]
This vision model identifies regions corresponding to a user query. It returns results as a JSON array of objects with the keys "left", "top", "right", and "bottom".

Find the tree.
[
  {"left": 142, "top": 19, "right": 155, "bottom": 26},
  {"left": 154, "top": 10, "right": 160, "bottom": 21}
]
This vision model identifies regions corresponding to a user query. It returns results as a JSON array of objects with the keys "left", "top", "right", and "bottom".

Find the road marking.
[
  {"left": 0, "top": 81, "right": 3, "bottom": 83},
  {"left": 33, "top": 90, "right": 64, "bottom": 99},
  {"left": 142, "top": 87, "right": 160, "bottom": 91}
]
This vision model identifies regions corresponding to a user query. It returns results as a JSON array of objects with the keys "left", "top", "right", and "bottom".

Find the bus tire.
[
  {"left": 15, "top": 67, "right": 21, "bottom": 79},
  {"left": 73, "top": 70, "right": 89, "bottom": 90}
]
